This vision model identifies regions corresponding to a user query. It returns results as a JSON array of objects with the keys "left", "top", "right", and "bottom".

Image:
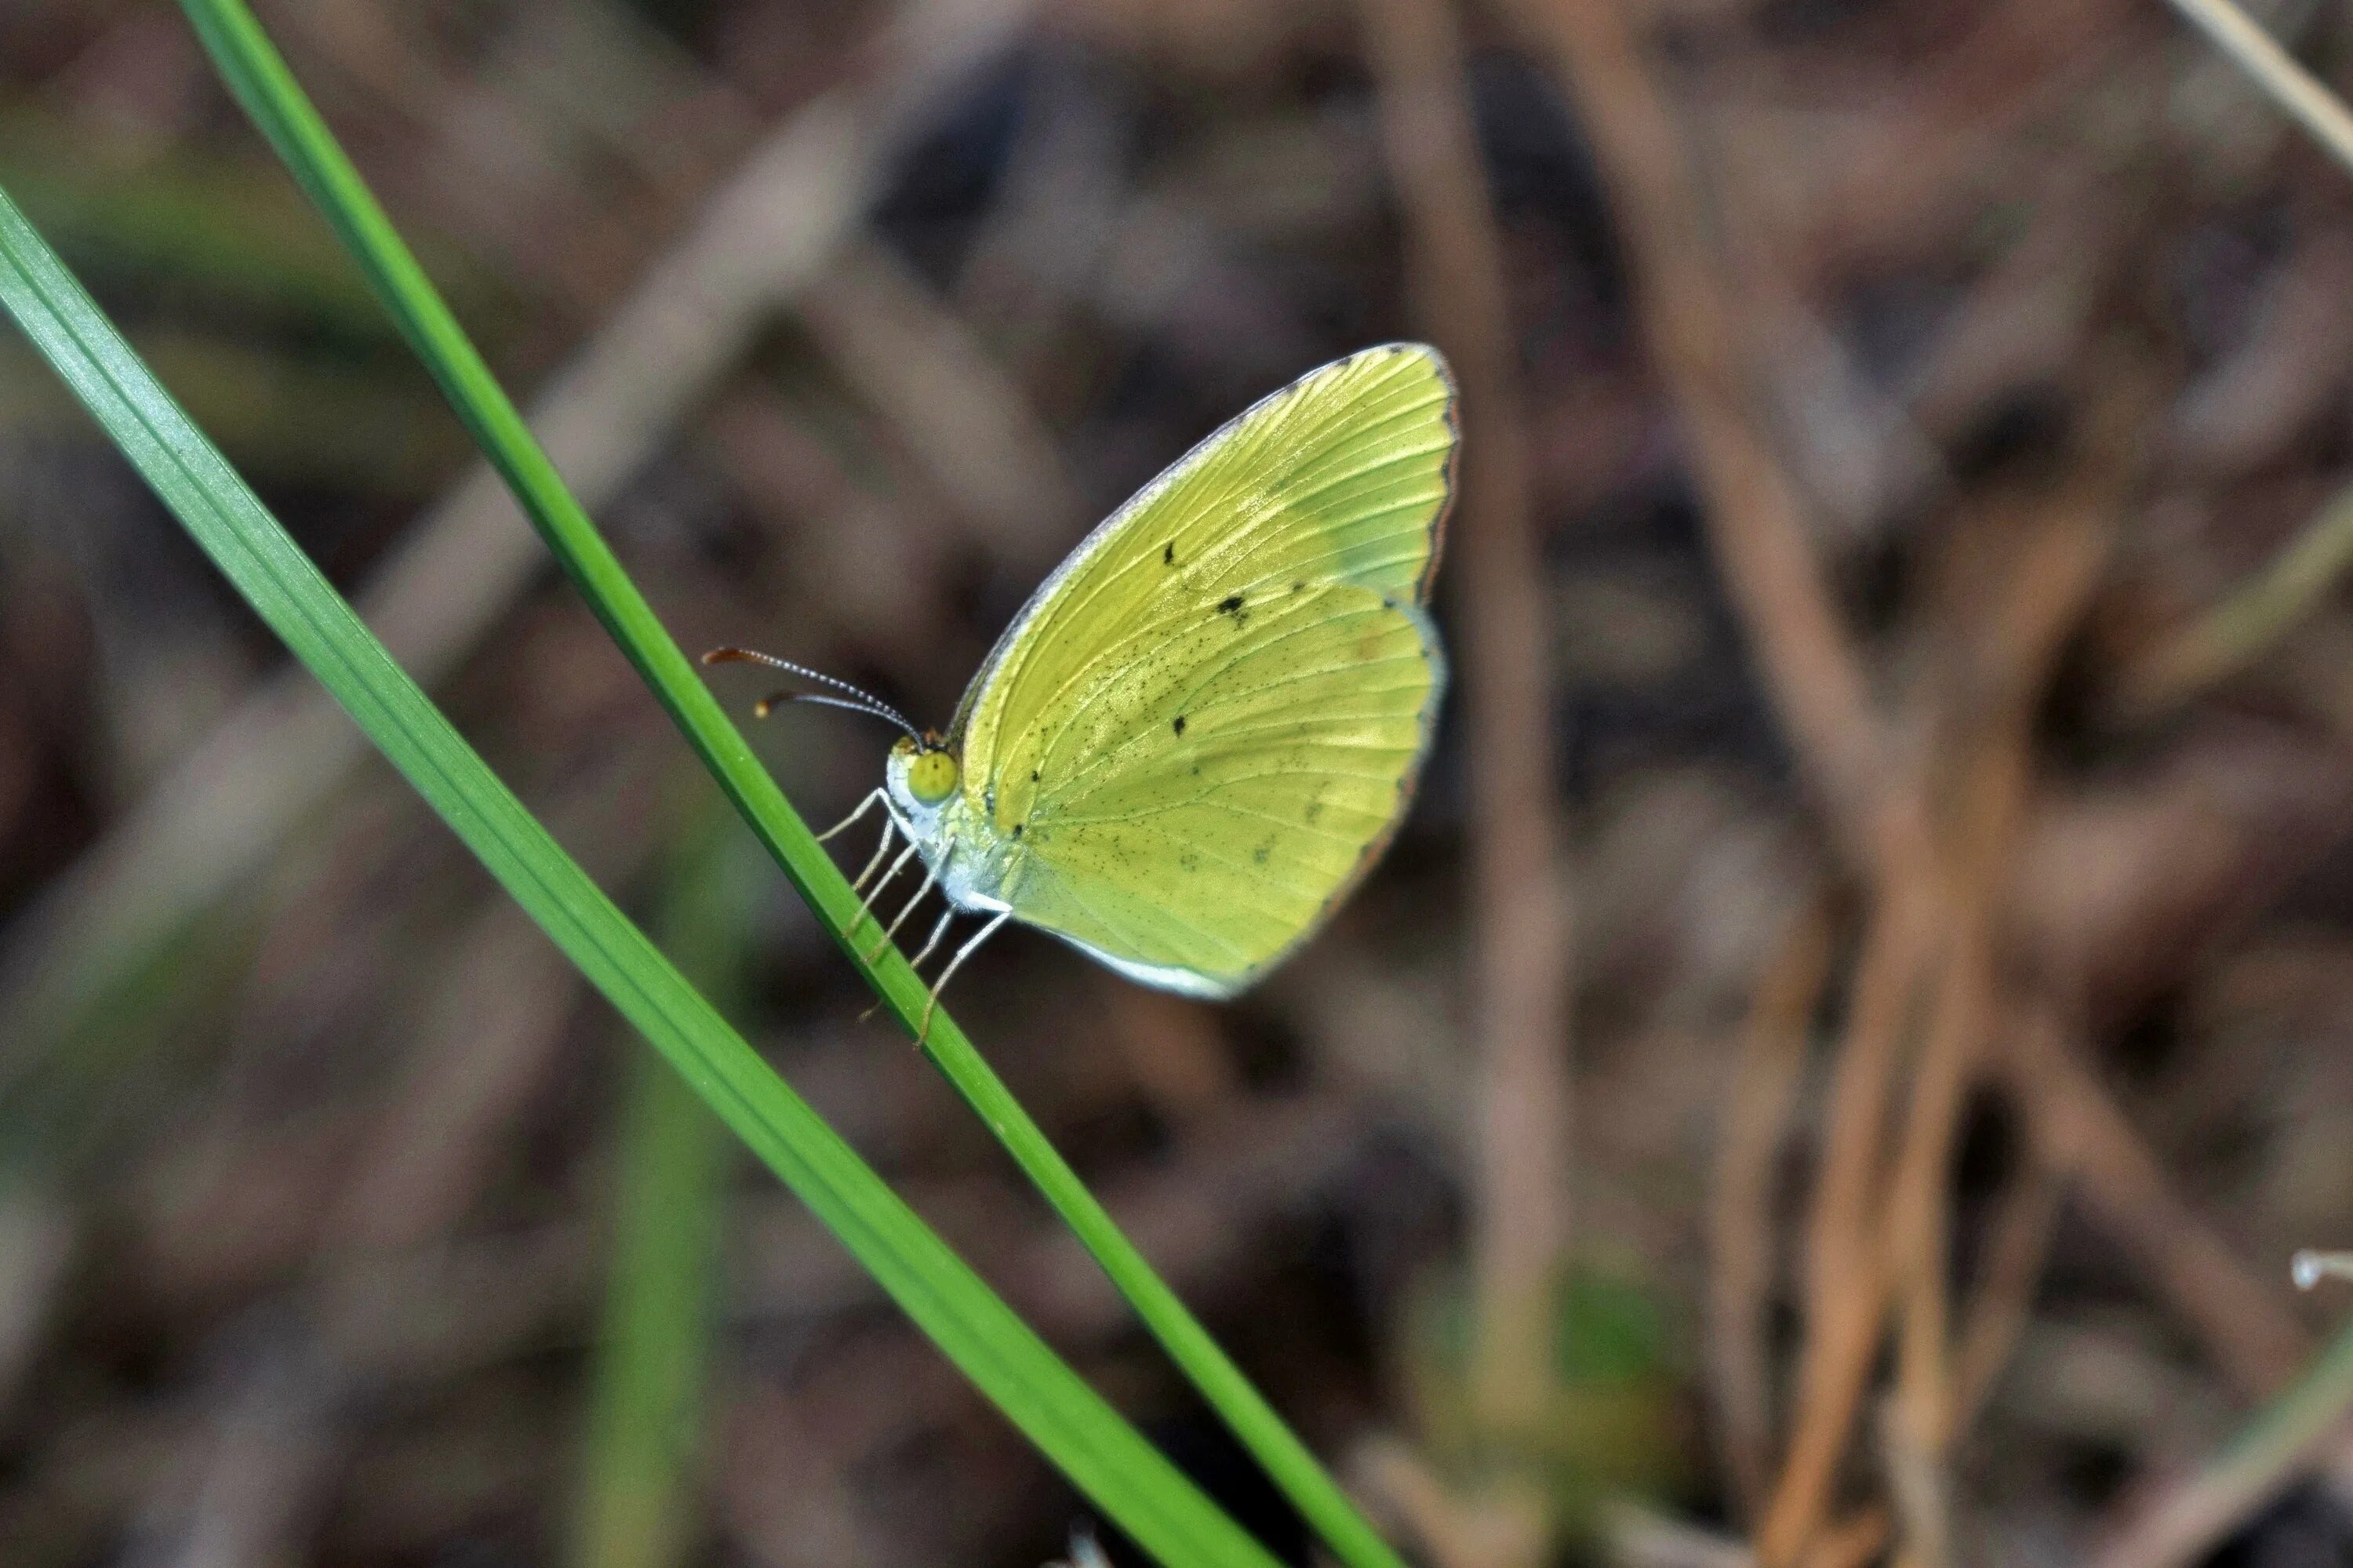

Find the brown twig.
[
  {"left": 1786, "top": 481, "right": 2119, "bottom": 1546},
  {"left": 1763, "top": 883, "right": 1939, "bottom": 1565},
  {"left": 1354, "top": 1436, "right": 1549, "bottom": 1568},
  {"left": 1500, "top": 0, "right": 1907, "bottom": 875},
  {"left": 1798, "top": 1509, "right": 1893, "bottom": 1568},
  {"left": 1497, "top": 3, "right": 1933, "bottom": 1556},
  {"left": 0, "top": 1188, "right": 71, "bottom": 1419},
  {"left": 1707, "top": 894, "right": 1835, "bottom": 1519},
  {"left": 1697, "top": 0, "right": 2135, "bottom": 287},
  {"left": 1999, "top": 1006, "right": 2311, "bottom": 1396},
  {"left": 1358, "top": 0, "right": 1577, "bottom": 1440},
  {"left": 1947, "top": 1148, "right": 2064, "bottom": 1435},
  {"left": 2093, "top": 1315, "right": 2353, "bottom": 1568},
  {"left": 1507, "top": 16, "right": 2173, "bottom": 1555},
  {"left": 795, "top": 233, "right": 1087, "bottom": 554},
  {"left": 1601, "top": 1499, "right": 1757, "bottom": 1568},
  {"left": 1875, "top": 1392, "right": 1951, "bottom": 1568},
  {"left": 700, "top": 388, "right": 955, "bottom": 671},
  {"left": 1882, "top": 417, "right": 2143, "bottom": 1497}
]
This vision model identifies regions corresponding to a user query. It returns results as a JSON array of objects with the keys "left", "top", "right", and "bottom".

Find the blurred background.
[{"left": 9, "top": 0, "right": 2353, "bottom": 1564}]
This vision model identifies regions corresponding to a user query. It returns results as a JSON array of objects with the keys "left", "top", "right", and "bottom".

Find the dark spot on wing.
[
  {"left": 1178, "top": 849, "right": 1200, "bottom": 872},
  {"left": 1305, "top": 799, "right": 1324, "bottom": 824},
  {"left": 1172, "top": 715, "right": 1186, "bottom": 736},
  {"left": 1291, "top": 581, "right": 1304, "bottom": 593},
  {"left": 1012, "top": 823, "right": 1024, "bottom": 839},
  {"left": 1030, "top": 769, "right": 1039, "bottom": 782},
  {"left": 1252, "top": 843, "right": 1271, "bottom": 866},
  {"left": 1381, "top": 596, "right": 1397, "bottom": 609},
  {"left": 1217, "top": 595, "right": 1244, "bottom": 615},
  {"left": 1162, "top": 541, "right": 1174, "bottom": 565}
]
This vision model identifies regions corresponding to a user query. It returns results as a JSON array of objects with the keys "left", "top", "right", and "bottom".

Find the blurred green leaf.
[
  {"left": 1555, "top": 1267, "right": 1669, "bottom": 1390},
  {"left": 1406, "top": 1259, "right": 1685, "bottom": 1530},
  {"left": 0, "top": 106, "right": 492, "bottom": 340},
  {"left": 572, "top": 801, "right": 741, "bottom": 1568}
]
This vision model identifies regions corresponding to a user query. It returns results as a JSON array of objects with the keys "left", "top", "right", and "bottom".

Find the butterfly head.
[{"left": 887, "top": 732, "right": 961, "bottom": 814}]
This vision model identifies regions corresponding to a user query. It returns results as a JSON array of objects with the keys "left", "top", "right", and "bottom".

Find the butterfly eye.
[{"left": 907, "top": 749, "right": 960, "bottom": 805}]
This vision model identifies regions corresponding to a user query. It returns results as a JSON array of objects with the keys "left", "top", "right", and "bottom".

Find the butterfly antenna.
[
  {"left": 703, "top": 646, "right": 918, "bottom": 737},
  {"left": 756, "top": 691, "right": 912, "bottom": 729}
]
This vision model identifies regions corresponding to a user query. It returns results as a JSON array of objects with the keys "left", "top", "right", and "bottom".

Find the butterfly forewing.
[{"left": 952, "top": 344, "right": 1455, "bottom": 995}]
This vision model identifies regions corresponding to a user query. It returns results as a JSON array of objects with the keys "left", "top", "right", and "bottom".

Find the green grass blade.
[
  {"left": 0, "top": 181, "right": 1278, "bottom": 1568},
  {"left": 571, "top": 803, "right": 741, "bottom": 1568},
  {"left": 575, "top": 1047, "right": 723, "bottom": 1568},
  {"left": 171, "top": 5, "right": 1409, "bottom": 1566}
]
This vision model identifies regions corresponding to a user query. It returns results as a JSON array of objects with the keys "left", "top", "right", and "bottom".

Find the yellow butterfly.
[{"left": 712, "top": 343, "right": 1455, "bottom": 1031}]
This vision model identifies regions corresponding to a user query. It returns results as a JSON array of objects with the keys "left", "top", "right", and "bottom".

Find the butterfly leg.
[
  {"left": 869, "top": 904, "right": 959, "bottom": 1032},
  {"left": 847, "top": 817, "right": 898, "bottom": 902},
  {"left": 918, "top": 908, "right": 1011, "bottom": 1044},
  {"left": 815, "top": 788, "right": 887, "bottom": 845},
  {"left": 857, "top": 898, "right": 958, "bottom": 1028},
  {"left": 862, "top": 841, "right": 948, "bottom": 962},
  {"left": 852, "top": 839, "right": 921, "bottom": 940},
  {"left": 835, "top": 819, "right": 898, "bottom": 945},
  {"left": 906, "top": 904, "right": 958, "bottom": 971}
]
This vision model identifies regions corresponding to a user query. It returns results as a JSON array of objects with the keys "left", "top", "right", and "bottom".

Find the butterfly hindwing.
[{"left": 951, "top": 344, "right": 1454, "bottom": 995}]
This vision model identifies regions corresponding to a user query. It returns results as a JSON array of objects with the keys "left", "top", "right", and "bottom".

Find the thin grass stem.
[{"left": 570, "top": 802, "right": 743, "bottom": 1568}]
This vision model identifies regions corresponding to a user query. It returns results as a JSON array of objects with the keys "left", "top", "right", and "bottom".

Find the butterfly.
[{"left": 710, "top": 342, "right": 1456, "bottom": 1035}]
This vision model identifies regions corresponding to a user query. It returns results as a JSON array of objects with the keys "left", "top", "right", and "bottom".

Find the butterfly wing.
[{"left": 951, "top": 343, "right": 1455, "bottom": 997}]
